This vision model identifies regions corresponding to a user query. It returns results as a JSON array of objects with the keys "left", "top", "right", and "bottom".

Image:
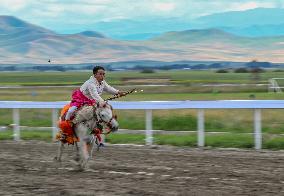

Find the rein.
[{"left": 97, "top": 114, "right": 114, "bottom": 126}]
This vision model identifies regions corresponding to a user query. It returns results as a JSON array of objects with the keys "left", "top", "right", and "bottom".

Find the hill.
[{"left": 1, "top": 16, "right": 284, "bottom": 64}]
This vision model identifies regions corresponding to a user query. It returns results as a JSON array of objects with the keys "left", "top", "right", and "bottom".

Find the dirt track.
[{"left": 0, "top": 140, "right": 283, "bottom": 196}]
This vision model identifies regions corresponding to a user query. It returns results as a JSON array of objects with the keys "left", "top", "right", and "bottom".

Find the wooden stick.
[{"left": 104, "top": 88, "right": 137, "bottom": 101}]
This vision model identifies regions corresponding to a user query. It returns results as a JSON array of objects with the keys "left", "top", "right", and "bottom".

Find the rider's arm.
[
  {"left": 103, "top": 81, "right": 119, "bottom": 95},
  {"left": 88, "top": 83, "right": 105, "bottom": 103}
]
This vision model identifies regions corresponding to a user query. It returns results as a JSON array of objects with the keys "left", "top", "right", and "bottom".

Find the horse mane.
[{"left": 72, "top": 105, "right": 96, "bottom": 124}]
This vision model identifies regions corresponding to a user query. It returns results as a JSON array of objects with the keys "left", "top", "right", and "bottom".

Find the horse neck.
[
  {"left": 84, "top": 118, "right": 99, "bottom": 130},
  {"left": 73, "top": 105, "right": 96, "bottom": 124}
]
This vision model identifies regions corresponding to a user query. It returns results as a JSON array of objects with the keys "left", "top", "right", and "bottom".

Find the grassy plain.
[
  {"left": 0, "top": 70, "right": 284, "bottom": 148},
  {"left": 1, "top": 69, "right": 284, "bottom": 86}
]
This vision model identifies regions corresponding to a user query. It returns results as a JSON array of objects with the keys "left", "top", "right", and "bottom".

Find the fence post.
[
  {"left": 197, "top": 109, "right": 205, "bottom": 147},
  {"left": 254, "top": 109, "right": 262, "bottom": 150},
  {"left": 13, "top": 108, "right": 20, "bottom": 141},
  {"left": 145, "top": 109, "right": 153, "bottom": 145},
  {"left": 52, "top": 108, "right": 59, "bottom": 141}
]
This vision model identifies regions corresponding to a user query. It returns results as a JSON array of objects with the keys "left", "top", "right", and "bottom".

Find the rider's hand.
[
  {"left": 118, "top": 91, "right": 127, "bottom": 97},
  {"left": 99, "top": 101, "right": 107, "bottom": 107}
]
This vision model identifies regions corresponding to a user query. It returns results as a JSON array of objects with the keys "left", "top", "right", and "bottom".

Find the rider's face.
[{"left": 94, "top": 69, "right": 105, "bottom": 83}]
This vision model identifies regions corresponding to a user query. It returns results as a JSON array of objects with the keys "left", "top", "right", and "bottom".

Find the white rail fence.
[
  {"left": 268, "top": 78, "right": 284, "bottom": 93},
  {"left": 1, "top": 100, "right": 284, "bottom": 150}
]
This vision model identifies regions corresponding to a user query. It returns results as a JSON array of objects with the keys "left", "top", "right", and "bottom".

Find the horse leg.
[
  {"left": 79, "top": 139, "right": 89, "bottom": 169},
  {"left": 73, "top": 142, "right": 80, "bottom": 162},
  {"left": 75, "top": 124, "right": 90, "bottom": 170},
  {"left": 88, "top": 135, "right": 96, "bottom": 159},
  {"left": 54, "top": 142, "right": 64, "bottom": 162}
]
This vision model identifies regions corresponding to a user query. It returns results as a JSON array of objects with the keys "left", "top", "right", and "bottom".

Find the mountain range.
[
  {"left": 92, "top": 8, "right": 284, "bottom": 40},
  {"left": 1, "top": 10, "right": 284, "bottom": 64}
]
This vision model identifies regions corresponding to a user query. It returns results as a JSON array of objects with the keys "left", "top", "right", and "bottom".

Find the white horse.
[{"left": 55, "top": 102, "right": 118, "bottom": 170}]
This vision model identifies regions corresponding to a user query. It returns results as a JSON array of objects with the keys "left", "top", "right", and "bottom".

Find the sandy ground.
[{"left": 0, "top": 140, "right": 283, "bottom": 196}]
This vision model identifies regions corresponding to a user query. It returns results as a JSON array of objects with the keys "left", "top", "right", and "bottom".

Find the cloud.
[
  {"left": 153, "top": 2, "right": 176, "bottom": 12},
  {"left": 236, "top": 2, "right": 263, "bottom": 10},
  {"left": 30, "top": 4, "right": 64, "bottom": 18},
  {"left": 1, "top": 0, "right": 284, "bottom": 33},
  {"left": 0, "top": 0, "right": 31, "bottom": 11},
  {"left": 1, "top": 0, "right": 282, "bottom": 20},
  {"left": 229, "top": 1, "right": 276, "bottom": 11}
]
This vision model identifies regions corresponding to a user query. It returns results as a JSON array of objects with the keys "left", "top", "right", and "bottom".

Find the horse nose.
[
  {"left": 111, "top": 122, "right": 119, "bottom": 132},
  {"left": 110, "top": 119, "right": 119, "bottom": 132},
  {"left": 111, "top": 126, "right": 118, "bottom": 132}
]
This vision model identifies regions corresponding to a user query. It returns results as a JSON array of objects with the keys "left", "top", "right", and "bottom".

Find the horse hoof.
[
  {"left": 80, "top": 163, "right": 89, "bottom": 171},
  {"left": 70, "top": 159, "right": 80, "bottom": 165},
  {"left": 54, "top": 156, "right": 61, "bottom": 162},
  {"left": 73, "top": 156, "right": 80, "bottom": 162},
  {"left": 78, "top": 158, "right": 89, "bottom": 170}
]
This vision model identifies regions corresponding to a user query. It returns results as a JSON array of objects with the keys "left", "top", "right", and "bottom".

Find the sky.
[{"left": 1, "top": 0, "right": 284, "bottom": 34}]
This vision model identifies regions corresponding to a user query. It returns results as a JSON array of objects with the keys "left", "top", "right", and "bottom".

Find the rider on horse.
[
  {"left": 65, "top": 65, "right": 126, "bottom": 123},
  {"left": 58, "top": 66, "right": 126, "bottom": 144}
]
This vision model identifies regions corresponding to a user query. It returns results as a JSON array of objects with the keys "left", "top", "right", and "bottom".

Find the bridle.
[
  {"left": 90, "top": 88, "right": 136, "bottom": 133},
  {"left": 93, "top": 103, "right": 116, "bottom": 129}
]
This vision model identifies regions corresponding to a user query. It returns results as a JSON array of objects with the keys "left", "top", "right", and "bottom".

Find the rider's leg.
[
  {"left": 65, "top": 106, "right": 77, "bottom": 121},
  {"left": 93, "top": 125, "right": 104, "bottom": 147}
]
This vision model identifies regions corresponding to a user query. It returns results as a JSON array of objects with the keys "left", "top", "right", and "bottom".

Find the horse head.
[
  {"left": 95, "top": 102, "right": 119, "bottom": 132},
  {"left": 72, "top": 102, "right": 118, "bottom": 133}
]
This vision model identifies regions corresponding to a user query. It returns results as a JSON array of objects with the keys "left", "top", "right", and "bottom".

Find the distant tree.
[
  {"left": 32, "top": 66, "right": 65, "bottom": 71},
  {"left": 140, "top": 68, "right": 155, "bottom": 73},
  {"left": 273, "top": 69, "right": 284, "bottom": 72},
  {"left": 216, "top": 69, "right": 229, "bottom": 73},
  {"left": 234, "top": 67, "right": 248, "bottom": 73},
  {"left": 250, "top": 67, "right": 264, "bottom": 73},
  {"left": 134, "top": 65, "right": 148, "bottom": 70},
  {"left": 159, "top": 65, "right": 171, "bottom": 70}
]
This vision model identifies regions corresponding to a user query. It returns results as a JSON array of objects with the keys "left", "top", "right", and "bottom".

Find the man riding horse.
[{"left": 59, "top": 65, "right": 126, "bottom": 144}]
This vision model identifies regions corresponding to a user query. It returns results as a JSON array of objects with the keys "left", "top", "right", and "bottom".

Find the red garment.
[
  {"left": 94, "top": 128, "right": 103, "bottom": 143},
  {"left": 70, "top": 89, "right": 96, "bottom": 108}
]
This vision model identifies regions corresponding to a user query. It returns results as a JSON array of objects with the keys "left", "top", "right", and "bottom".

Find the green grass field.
[
  {"left": 1, "top": 69, "right": 284, "bottom": 86},
  {"left": 1, "top": 70, "right": 284, "bottom": 149},
  {"left": 1, "top": 130, "right": 283, "bottom": 149}
]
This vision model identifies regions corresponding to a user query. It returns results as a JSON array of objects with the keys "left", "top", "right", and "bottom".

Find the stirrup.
[{"left": 95, "top": 138, "right": 104, "bottom": 151}]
